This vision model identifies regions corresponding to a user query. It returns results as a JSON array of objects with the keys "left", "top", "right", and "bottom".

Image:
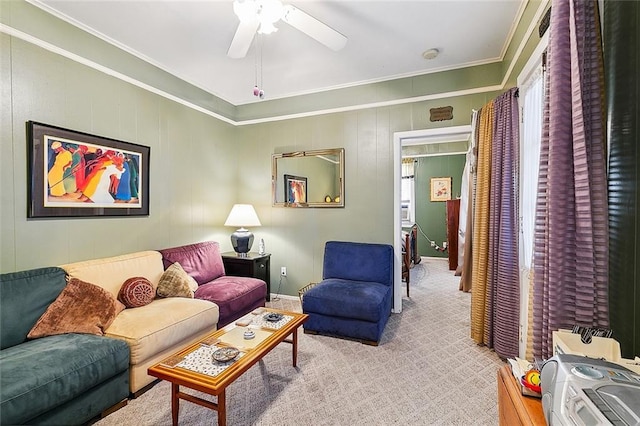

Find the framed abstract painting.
[{"left": 27, "top": 121, "right": 150, "bottom": 218}]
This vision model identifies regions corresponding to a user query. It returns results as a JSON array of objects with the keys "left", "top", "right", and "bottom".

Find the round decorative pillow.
[{"left": 118, "top": 277, "right": 155, "bottom": 308}]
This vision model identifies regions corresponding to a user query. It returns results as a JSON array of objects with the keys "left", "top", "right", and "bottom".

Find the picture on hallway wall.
[
  {"left": 27, "top": 121, "right": 150, "bottom": 218},
  {"left": 284, "top": 174, "right": 307, "bottom": 205},
  {"left": 430, "top": 176, "right": 452, "bottom": 202}
]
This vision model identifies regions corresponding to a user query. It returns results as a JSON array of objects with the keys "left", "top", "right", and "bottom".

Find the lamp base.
[{"left": 230, "top": 228, "right": 254, "bottom": 256}]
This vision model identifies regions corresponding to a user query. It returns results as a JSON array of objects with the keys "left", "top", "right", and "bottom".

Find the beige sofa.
[{"left": 61, "top": 250, "right": 219, "bottom": 394}]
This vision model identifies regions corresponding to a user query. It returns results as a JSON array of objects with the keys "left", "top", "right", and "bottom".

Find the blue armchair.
[{"left": 302, "top": 241, "right": 394, "bottom": 345}]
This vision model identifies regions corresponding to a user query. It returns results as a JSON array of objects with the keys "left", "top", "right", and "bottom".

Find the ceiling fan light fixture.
[
  {"left": 258, "top": 20, "right": 278, "bottom": 35},
  {"left": 257, "top": 0, "right": 284, "bottom": 23},
  {"left": 228, "top": 0, "right": 347, "bottom": 59},
  {"left": 234, "top": 0, "right": 283, "bottom": 35},
  {"left": 233, "top": 0, "right": 259, "bottom": 22}
]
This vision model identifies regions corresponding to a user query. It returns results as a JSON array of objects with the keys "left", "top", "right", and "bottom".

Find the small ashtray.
[
  {"left": 212, "top": 347, "right": 239, "bottom": 363},
  {"left": 264, "top": 312, "right": 283, "bottom": 322},
  {"left": 243, "top": 330, "right": 255, "bottom": 340}
]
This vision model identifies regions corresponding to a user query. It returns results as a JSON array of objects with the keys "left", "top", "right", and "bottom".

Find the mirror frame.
[{"left": 272, "top": 148, "right": 345, "bottom": 208}]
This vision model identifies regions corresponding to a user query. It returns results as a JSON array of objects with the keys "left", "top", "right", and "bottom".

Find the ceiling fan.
[{"left": 227, "top": 0, "right": 347, "bottom": 59}]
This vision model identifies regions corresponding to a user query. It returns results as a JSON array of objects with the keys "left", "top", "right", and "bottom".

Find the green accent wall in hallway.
[{"left": 414, "top": 155, "right": 466, "bottom": 258}]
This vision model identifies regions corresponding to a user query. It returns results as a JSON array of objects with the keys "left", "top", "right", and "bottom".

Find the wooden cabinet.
[
  {"left": 446, "top": 199, "right": 460, "bottom": 271},
  {"left": 221, "top": 252, "right": 271, "bottom": 301},
  {"left": 497, "top": 365, "right": 546, "bottom": 426}
]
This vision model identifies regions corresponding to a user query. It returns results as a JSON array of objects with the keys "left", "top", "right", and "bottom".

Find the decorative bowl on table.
[
  {"left": 264, "top": 312, "right": 283, "bottom": 322},
  {"left": 212, "top": 347, "right": 240, "bottom": 363}
]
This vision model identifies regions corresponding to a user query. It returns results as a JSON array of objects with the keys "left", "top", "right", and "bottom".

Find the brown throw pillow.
[
  {"left": 28, "top": 278, "right": 125, "bottom": 339},
  {"left": 118, "top": 276, "right": 155, "bottom": 308},
  {"left": 156, "top": 262, "right": 197, "bottom": 299}
]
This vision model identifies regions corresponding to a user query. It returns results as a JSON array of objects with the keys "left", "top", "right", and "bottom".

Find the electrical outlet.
[
  {"left": 443, "top": 241, "right": 448, "bottom": 249},
  {"left": 430, "top": 241, "right": 436, "bottom": 247},
  {"left": 280, "top": 266, "right": 287, "bottom": 277}
]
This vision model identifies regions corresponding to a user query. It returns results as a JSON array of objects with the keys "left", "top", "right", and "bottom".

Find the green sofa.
[{"left": 0, "top": 267, "right": 130, "bottom": 425}]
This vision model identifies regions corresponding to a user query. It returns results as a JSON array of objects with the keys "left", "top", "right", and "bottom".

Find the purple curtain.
[
  {"left": 469, "top": 88, "right": 521, "bottom": 360},
  {"left": 486, "top": 88, "right": 521, "bottom": 358},
  {"left": 532, "top": 0, "right": 609, "bottom": 359}
]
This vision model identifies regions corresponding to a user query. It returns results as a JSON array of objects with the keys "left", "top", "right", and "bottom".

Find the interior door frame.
[{"left": 392, "top": 125, "right": 472, "bottom": 313}]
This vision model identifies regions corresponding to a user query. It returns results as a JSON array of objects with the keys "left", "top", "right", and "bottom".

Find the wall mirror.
[{"left": 272, "top": 148, "right": 345, "bottom": 208}]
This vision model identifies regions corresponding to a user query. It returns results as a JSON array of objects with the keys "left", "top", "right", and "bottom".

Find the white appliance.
[{"left": 540, "top": 354, "right": 640, "bottom": 425}]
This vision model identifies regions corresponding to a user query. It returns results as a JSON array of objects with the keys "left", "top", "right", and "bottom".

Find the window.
[
  {"left": 516, "top": 30, "right": 547, "bottom": 358},
  {"left": 401, "top": 158, "right": 416, "bottom": 225},
  {"left": 518, "top": 53, "right": 545, "bottom": 270}
]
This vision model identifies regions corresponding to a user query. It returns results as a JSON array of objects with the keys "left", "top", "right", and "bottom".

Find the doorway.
[{"left": 392, "top": 126, "right": 472, "bottom": 313}]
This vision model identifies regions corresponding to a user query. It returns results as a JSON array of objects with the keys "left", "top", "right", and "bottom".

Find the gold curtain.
[
  {"left": 525, "top": 269, "right": 535, "bottom": 361},
  {"left": 470, "top": 101, "right": 494, "bottom": 344},
  {"left": 401, "top": 158, "right": 414, "bottom": 177}
]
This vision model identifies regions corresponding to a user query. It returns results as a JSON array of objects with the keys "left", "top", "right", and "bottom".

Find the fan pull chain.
[
  {"left": 253, "top": 37, "right": 258, "bottom": 94},
  {"left": 260, "top": 35, "right": 264, "bottom": 98},
  {"left": 252, "top": 35, "right": 265, "bottom": 99}
]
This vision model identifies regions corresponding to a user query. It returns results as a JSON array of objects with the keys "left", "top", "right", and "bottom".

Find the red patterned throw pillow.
[{"left": 118, "top": 277, "right": 155, "bottom": 308}]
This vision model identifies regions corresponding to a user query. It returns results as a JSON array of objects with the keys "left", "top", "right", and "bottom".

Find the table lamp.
[{"left": 224, "top": 204, "right": 261, "bottom": 256}]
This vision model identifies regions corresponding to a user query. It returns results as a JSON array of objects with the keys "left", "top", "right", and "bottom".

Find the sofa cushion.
[
  {"left": 27, "top": 278, "right": 126, "bottom": 339},
  {"left": 61, "top": 250, "right": 165, "bottom": 296},
  {"left": 118, "top": 277, "right": 155, "bottom": 308},
  {"left": 323, "top": 241, "right": 394, "bottom": 287},
  {"left": 105, "top": 297, "right": 219, "bottom": 364},
  {"left": 303, "top": 311, "right": 389, "bottom": 343},
  {"left": 0, "top": 267, "right": 67, "bottom": 350},
  {"left": 159, "top": 241, "right": 225, "bottom": 285},
  {"left": 0, "top": 333, "right": 129, "bottom": 425},
  {"left": 156, "top": 262, "right": 197, "bottom": 298},
  {"left": 302, "top": 278, "right": 392, "bottom": 323},
  {"left": 195, "top": 276, "right": 266, "bottom": 324}
]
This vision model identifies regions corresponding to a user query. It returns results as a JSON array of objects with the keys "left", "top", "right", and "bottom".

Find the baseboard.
[
  {"left": 131, "top": 379, "right": 160, "bottom": 399},
  {"left": 100, "top": 398, "right": 127, "bottom": 418},
  {"left": 269, "top": 293, "right": 298, "bottom": 301}
]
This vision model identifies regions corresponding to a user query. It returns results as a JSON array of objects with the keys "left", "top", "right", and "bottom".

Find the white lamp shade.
[{"left": 224, "top": 204, "right": 261, "bottom": 228}]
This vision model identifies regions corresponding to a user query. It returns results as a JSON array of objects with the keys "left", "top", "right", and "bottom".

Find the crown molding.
[{"left": 2, "top": 0, "right": 548, "bottom": 126}]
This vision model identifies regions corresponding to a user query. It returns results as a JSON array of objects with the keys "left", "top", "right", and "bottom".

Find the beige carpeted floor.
[{"left": 94, "top": 257, "right": 506, "bottom": 425}]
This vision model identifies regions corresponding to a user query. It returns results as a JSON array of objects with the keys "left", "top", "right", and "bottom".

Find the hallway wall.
[{"left": 414, "top": 155, "right": 466, "bottom": 258}]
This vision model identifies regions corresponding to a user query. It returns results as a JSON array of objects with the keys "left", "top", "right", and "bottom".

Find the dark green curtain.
[{"left": 606, "top": 0, "right": 640, "bottom": 359}]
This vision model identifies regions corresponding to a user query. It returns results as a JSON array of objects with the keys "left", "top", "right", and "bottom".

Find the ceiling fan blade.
[
  {"left": 227, "top": 19, "right": 260, "bottom": 58},
  {"left": 282, "top": 4, "right": 347, "bottom": 51}
]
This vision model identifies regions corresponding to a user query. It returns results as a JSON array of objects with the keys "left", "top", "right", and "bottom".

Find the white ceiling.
[{"left": 31, "top": 0, "right": 526, "bottom": 106}]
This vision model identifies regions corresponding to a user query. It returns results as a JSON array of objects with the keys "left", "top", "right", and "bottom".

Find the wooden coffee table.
[{"left": 148, "top": 308, "right": 308, "bottom": 426}]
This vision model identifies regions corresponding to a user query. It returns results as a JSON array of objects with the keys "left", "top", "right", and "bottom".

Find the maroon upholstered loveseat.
[{"left": 159, "top": 241, "right": 267, "bottom": 327}]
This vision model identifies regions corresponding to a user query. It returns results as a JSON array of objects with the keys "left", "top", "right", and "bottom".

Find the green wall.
[
  {"left": 0, "top": 0, "right": 550, "bottom": 297},
  {"left": 0, "top": 33, "right": 238, "bottom": 270},
  {"left": 414, "top": 155, "right": 466, "bottom": 258}
]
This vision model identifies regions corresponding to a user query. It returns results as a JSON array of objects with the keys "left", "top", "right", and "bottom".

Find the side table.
[
  {"left": 497, "top": 365, "right": 545, "bottom": 425},
  {"left": 221, "top": 252, "right": 271, "bottom": 301}
]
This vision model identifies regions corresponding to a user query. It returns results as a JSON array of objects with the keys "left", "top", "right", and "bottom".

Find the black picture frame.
[
  {"left": 284, "top": 174, "right": 307, "bottom": 205},
  {"left": 27, "top": 121, "right": 150, "bottom": 218}
]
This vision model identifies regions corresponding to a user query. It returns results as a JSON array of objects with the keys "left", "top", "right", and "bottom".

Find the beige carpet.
[{"left": 94, "top": 257, "right": 506, "bottom": 425}]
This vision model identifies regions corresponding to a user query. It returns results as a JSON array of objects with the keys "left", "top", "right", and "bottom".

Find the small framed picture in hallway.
[{"left": 430, "top": 176, "right": 452, "bottom": 202}]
